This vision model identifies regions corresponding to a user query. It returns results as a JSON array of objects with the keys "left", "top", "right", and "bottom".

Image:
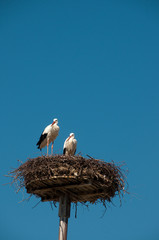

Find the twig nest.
[{"left": 10, "top": 155, "right": 127, "bottom": 206}]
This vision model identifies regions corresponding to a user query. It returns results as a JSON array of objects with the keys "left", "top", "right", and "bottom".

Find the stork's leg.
[
  {"left": 51, "top": 141, "right": 54, "bottom": 155},
  {"left": 47, "top": 138, "right": 49, "bottom": 156},
  {"left": 40, "top": 149, "right": 43, "bottom": 156}
]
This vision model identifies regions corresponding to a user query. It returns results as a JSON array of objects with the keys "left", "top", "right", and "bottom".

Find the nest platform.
[{"left": 10, "top": 155, "right": 126, "bottom": 205}]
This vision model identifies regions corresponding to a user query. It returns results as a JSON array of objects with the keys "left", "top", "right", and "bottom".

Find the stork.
[
  {"left": 36, "top": 118, "right": 59, "bottom": 155},
  {"left": 63, "top": 133, "right": 77, "bottom": 156}
]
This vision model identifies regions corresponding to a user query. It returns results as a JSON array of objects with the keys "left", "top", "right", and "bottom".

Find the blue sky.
[{"left": 1, "top": 0, "right": 159, "bottom": 239}]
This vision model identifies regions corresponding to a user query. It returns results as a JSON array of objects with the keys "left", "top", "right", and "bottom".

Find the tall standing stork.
[
  {"left": 63, "top": 133, "right": 77, "bottom": 156},
  {"left": 36, "top": 118, "right": 60, "bottom": 155}
]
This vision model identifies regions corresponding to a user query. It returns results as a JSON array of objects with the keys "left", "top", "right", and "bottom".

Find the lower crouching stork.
[
  {"left": 63, "top": 133, "right": 77, "bottom": 156},
  {"left": 36, "top": 118, "right": 60, "bottom": 155}
]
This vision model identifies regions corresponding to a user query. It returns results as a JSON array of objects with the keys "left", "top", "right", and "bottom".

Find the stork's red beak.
[
  {"left": 67, "top": 135, "right": 72, "bottom": 141},
  {"left": 51, "top": 121, "right": 55, "bottom": 126}
]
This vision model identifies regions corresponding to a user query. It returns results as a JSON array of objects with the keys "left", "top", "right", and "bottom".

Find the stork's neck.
[
  {"left": 70, "top": 136, "right": 74, "bottom": 142},
  {"left": 52, "top": 122, "right": 58, "bottom": 128}
]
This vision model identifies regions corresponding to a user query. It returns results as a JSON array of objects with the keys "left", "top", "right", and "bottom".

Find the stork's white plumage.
[
  {"left": 36, "top": 118, "right": 59, "bottom": 155},
  {"left": 63, "top": 133, "right": 77, "bottom": 156}
]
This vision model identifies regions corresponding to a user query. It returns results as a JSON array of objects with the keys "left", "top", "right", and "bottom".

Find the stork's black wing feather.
[
  {"left": 63, "top": 148, "right": 66, "bottom": 155},
  {"left": 36, "top": 133, "right": 47, "bottom": 149}
]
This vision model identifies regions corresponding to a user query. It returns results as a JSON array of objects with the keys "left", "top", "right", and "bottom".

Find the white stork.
[
  {"left": 63, "top": 133, "right": 77, "bottom": 156},
  {"left": 36, "top": 118, "right": 59, "bottom": 155}
]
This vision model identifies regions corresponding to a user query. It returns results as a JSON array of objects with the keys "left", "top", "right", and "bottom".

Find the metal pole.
[{"left": 58, "top": 194, "right": 71, "bottom": 240}]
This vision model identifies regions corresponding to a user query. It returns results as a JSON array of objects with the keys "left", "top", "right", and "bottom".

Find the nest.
[{"left": 9, "top": 155, "right": 127, "bottom": 206}]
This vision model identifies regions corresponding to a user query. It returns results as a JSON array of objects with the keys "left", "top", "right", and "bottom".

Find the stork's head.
[
  {"left": 67, "top": 133, "right": 75, "bottom": 141},
  {"left": 51, "top": 118, "right": 58, "bottom": 125},
  {"left": 70, "top": 133, "right": 75, "bottom": 137}
]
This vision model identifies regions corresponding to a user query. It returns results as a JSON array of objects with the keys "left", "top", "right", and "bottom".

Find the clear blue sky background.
[{"left": 1, "top": 0, "right": 159, "bottom": 239}]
